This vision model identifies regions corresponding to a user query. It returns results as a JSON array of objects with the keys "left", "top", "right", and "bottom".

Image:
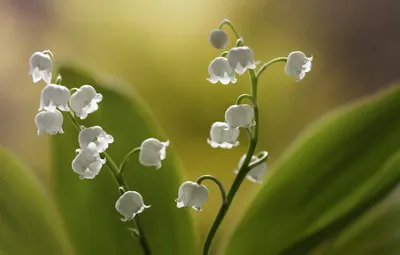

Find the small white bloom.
[
  {"left": 225, "top": 104, "right": 255, "bottom": 129},
  {"left": 70, "top": 85, "right": 103, "bottom": 119},
  {"left": 115, "top": 191, "right": 150, "bottom": 222},
  {"left": 207, "top": 57, "right": 237, "bottom": 85},
  {"left": 235, "top": 154, "right": 268, "bottom": 183},
  {"left": 207, "top": 121, "right": 239, "bottom": 149},
  {"left": 79, "top": 126, "right": 114, "bottom": 153},
  {"left": 72, "top": 142, "right": 106, "bottom": 180},
  {"left": 285, "top": 51, "right": 313, "bottom": 82},
  {"left": 39, "top": 84, "right": 70, "bottom": 111},
  {"left": 139, "top": 138, "right": 169, "bottom": 169},
  {"left": 227, "top": 46, "right": 256, "bottom": 75},
  {"left": 208, "top": 29, "right": 229, "bottom": 49},
  {"left": 35, "top": 109, "right": 64, "bottom": 136},
  {"left": 29, "top": 51, "right": 53, "bottom": 84},
  {"left": 175, "top": 181, "right": 208, "bottom": 211}
]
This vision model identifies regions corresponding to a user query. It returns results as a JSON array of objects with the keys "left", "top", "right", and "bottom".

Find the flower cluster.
[
  {"left": 29, "top": 50, "right": 169, "bottom": 222},
  {"left": 175, "top": 20, "right": 313, "bottom": 213}
]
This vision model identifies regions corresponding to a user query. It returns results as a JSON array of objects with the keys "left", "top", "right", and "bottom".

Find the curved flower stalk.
[
  {"left": 201, "top": 19, "right": 312, "bottom": 255},
  {"left": 29, "top": 49, "right": 153, "bottom": 255}
]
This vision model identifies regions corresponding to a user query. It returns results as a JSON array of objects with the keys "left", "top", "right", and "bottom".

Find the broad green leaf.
[
  {"left": 224, "top": 86, "right": 400, "bottom": 255},
  {"left": 51, "top": 66, "right": 196, "bottom": 255},
  {"left": 328, "top": 183, "right": 400, "bottom": 255},
  {"left": 0, "top": 147, "right": 73, "bottom": 255}
]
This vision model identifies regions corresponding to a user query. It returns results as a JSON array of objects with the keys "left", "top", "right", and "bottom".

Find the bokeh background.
[{"left": 0, "top": 0, "right": 399, "bottom": 252}]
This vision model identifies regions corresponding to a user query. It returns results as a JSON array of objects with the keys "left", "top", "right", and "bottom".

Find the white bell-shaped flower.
[
  {"left": 115, "top": 191, "right": 150, "bottom": 222},
  {"left": 35, "top": 109, "right": 64, "bottom": 136},
  {"left": 39, "top": 84, "right": 70, "bottom": 111},
  {"left": 235, "top": 154, "right": 268, "bottom": 183},
  {"left": 139, "top": 138, "right": 169, "bottom": 169},
  {"left": 70, "top": 85, "right": 103, "bottom": 119},
  {"left": 175, "top": 181, "right": 208, "bottom": 211},
  {"left": 72, "top": 142, "right": 106, "bottom": 180},
  {"left": 285, "top": 51, "right": 313, "bottom": 82},
  {"left": 208, "top": 29, "right": 229, "bottom": 49},
  {"left": 207, "top": 121, "right": 239, "bottom": 149},
  {"left": 79, "top": 126, "right": 114, "bottom": 153},
  {"left": 29, "top": 51, "right": 53, "bottom": 84},
  {"left": 227, "top": 46, "right": 256, "bottom": 75},
  {"left": 207, "top": 57, "right": 237, "bottom": 85},
  {"left": 225, "top": 104, "right": 255, "bottom": 129}
]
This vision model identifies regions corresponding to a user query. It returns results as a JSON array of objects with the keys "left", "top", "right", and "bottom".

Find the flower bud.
[
  {"left": 285, "top": 51, "right": 312, "bottom": 82},
  {"left": 70, "top": 85, "right": 103, "bottom": 119},
  {"left": 39, "top": 84, "right": 70, "bottom": 112},
  {"left": 225, "top": 104, "right": 255, "bottom": 129},
  {"left": 79, "top": 126, "right": 114, "bottom": 153},
  {"left": 207, "top": 121, "right": 239, "bottom": 149},
  {"left": 207, "top": 57, "right": 237, "bottom": 85},
  {"left": 208, "top": 29, "right": 229, "bottom": 49},
  {"left": 29, "top": 51, "right": 53, "bottom": 84},
  {"left": 227, "top": 46, "right": 256, "bottom": 75},
  {"left": 35, "top": 109, "right": 64, "bottom": 136},
  {"left": 175, "top": 181, "right": 208, "bottom": 211},
  {"left": 235, "top": 154, "right": 267, "bottom": 183},
  {"left": 115, "top": 191, "right": 150, "bottom": 222},
  {"left": 139, "top": 138, "right": 169, "bottom": 169}
]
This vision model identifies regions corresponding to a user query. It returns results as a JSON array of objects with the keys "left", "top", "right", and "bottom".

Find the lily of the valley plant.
[{"left": 30, "top": 19, "right": 312, "bottom": 255}]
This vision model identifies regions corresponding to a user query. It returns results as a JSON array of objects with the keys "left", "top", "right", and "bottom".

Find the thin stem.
[
  {"left": 256, "top": 57, "right": 288, "bottom": 78},
  {"left": 119, "top": 147, "right": 141, "bottom": 177},
  {"left": 202, "top": 69, "right": 259, "bottom": 255},
  {"left": 249, "top": 151, "right": 269, "bottom": 169},
  {"left": 66, "top": 111, "right": 151, "bottom": 255},
  {"left": 235, "top": 94, "right": 255, "bottom": 106},
  {"left": 218, "top": 19, "right": 241, "bottom": 40},
  {"left": 196, "top": 175, "right": 228, "bottom": 205},
  {"left": 43, "top": 50, "right": 57, "bottom": 84},
  {"left": 220, "top": 51, "right": 228, "bottom": 57}
]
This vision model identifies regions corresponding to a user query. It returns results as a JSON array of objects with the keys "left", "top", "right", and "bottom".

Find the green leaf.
[
  {"left": 224, "top": 86, "right": 400, "bottom": 255},
  {"left": 51, "top": 66, "right": 196, "bottom": 255},
  {"left": 328, "top": 180, "right": 400, "bottom": 255},
  {"left": 0, "top": 147, "right": 73, "bottom": 255}
]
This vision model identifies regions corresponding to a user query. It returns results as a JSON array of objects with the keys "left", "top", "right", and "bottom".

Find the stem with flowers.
[
  {"left": 50, "top": 60, "right": 152, "bottom": 255},
  {"left": 202, "top": 20, "right": 290, "bottom": 255}
]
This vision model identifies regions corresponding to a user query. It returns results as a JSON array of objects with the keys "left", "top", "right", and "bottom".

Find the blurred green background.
[{"left": 0, "top": 0, "right": 399, "bottom": 254}]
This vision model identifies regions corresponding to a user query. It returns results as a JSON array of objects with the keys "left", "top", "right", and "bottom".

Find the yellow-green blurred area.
[{"left": 0, "top": 0, "right": 399, "bottom": 253}]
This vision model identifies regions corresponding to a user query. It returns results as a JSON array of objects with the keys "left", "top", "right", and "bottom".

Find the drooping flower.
[
  {"left": 79, "top": 126, "right": 114, "bottom": 153},
  {"left": 29, "top": 51, "right": 53, "bottom": 84},
  {"left": 72, "top": 142, "right": 106, "bottom": 180},
  {"left": 227, "top": 46, "right": 256, "bottom": 75},
  {"left": 175, "top": 181, "right": 209, "bottom": 211},
  {"left": 225, "top": 104, "right": 255, "bottom": 129},
  {"left": 207, "top": 121, "right": 239, "bottom": 149},
  {"left": 34, "top": 109, "right": 64, "bottom": 136},
  {"left": 70, "top": 85, "right": 103, "bottom": 119},
  {"left": 208, "top": 29, "right": 229, "bottom": 49},
  {"left": 235, "top": 154, "right": 268, "bottom": 184},
  {"left": 115, "top": 191, "right": 150, "bottom": 222},
  {"left": 39, "top": 84, "right": 70, "bottom": 111},
  {"left": 207, "top": 57, "right": 237, "bottom": 85},
  {"left": 139, "top": 138, "right": 169, "bottom": 169},
  {"left": 285, "top": 51, "right": 313, "bottom": 82}
]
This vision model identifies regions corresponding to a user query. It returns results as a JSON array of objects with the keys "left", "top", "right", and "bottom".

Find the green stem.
[
  {"left": 256, "top": 57, "right": 288, "bottom": 78},
  {"left": 119, "top": 147, "right": 141, "bottom": 177},
  {"left": 249, "top": 151, "right": 269, "bottom": 169},
  {"left": 66, "top": 111, "right": 151, "bottom": 255},
  {"left": 235, "top": 94, "right": 255, "bottom": 106},
  {"left": 218, "top": 19, "right": 241, "bottom": 40},
  {"left": 196, "top": 175, "right": 228, "bottom": 205},
  {"left": 202, "top": 69, "right": 259, "bottom": 255},
  {"left": 43, "top": 50, "right": 57, "bottom": 84}
]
